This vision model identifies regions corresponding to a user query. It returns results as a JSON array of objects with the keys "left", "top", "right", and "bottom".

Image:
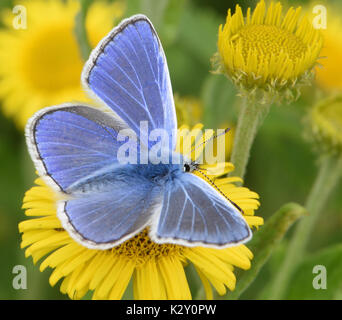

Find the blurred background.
[{"left": 0, "top": 0, "right": 341, "bottom": 299}]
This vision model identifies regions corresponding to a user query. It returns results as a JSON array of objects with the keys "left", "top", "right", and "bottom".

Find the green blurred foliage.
[
  {"left": 285, "top": 245, "right": 342, "bottom": 299},
  {"left": 0, "top": 0, "right": 341, "bottom": 300},
  {"left": 227, "top": 203, "right": 308, "bottom": 300}
]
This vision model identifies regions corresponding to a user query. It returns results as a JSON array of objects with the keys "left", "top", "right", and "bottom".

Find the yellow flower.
[
  {"left": 174, "top": 96, "right": 235, "bottom": 160},
  {"left": 215, "top": 0, "right": 323, "bottom": 104},
  {"left": 219, "top": 122, "right": 235, "bottom": 161},
  {"left": 306, "top": 95, "right": 342, "bottom": 154},
  {"left": 314, "top": 5, "right": 342, "bottom": 91},
  {"left": 20, "top": 125, "right": 263, "bottom": 300},
  {"left": 174, "top": 95, "right": 203, "bottom": 127},
  {"left": 0, "top": 0, "right": 124, "bottom": 128}
]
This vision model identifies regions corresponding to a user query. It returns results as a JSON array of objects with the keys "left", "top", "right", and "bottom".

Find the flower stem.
[
  {"left": 267, "top": 154, "right": 342, "bottom": 299},
  {"left": 74, "top": 0, "right": 93, "bottom": 61},
  {"left": 229, "top": 97, "right": 270, "bottom": 181}
]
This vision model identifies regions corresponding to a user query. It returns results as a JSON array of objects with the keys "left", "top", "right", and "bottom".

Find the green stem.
[
  {"left": 267, "top": 154, "right": 342, "bottom": 299},
  {"left": 74, "top": 0, "right": 93, "bottom": 61},
  {"left": 229, "top": 97, "right": 270, "bottom": 181}
]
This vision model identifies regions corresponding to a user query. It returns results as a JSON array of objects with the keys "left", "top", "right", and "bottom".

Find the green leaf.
[
  {"left": 225, "top": 202, "right": 307, "bottom": 300},
  {"left": 284, "top": 244, "right": 342, "bottom": 300}
]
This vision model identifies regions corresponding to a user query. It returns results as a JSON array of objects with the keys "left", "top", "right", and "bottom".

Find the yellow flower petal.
[
  {"left": 134, "top": 258, "right": 167, "bottom": 299},
  {"left": 158, "top": 256, "right": 192, "bottom": 300}
]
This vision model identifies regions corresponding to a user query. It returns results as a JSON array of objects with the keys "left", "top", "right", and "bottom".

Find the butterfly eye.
[{"left": 183, "top": 163, "right": 191, "bottom": 172}]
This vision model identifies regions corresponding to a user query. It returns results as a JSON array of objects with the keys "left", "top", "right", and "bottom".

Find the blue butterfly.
[{"left": 25, "top": 15, "right": 251, "bottom": 249}]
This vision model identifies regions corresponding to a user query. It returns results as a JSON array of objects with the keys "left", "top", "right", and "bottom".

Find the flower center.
[
  {"left": 234, "top": 24, "right": 307, "bottom": 64},
  {"left": 20, "top": 24, "right": 83, "bottom": 93},
  {"left": 111, "top": 229, "right": 184, "bottom": 267}
]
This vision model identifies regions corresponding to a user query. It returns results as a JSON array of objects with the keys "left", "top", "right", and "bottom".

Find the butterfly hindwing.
[
  {"left": 152, "top": 173, "right": 252, "bottom": 248},
  {"left": 82, "top": 15, "right": 177, "bottom": 149},
  {"left": 58, "top": 167, "right": 162, "bottom": 249}
]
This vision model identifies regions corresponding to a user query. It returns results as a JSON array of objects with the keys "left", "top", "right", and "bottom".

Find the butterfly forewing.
[{"left": 82, "top": 15, "right": 177, "bottom": 150}]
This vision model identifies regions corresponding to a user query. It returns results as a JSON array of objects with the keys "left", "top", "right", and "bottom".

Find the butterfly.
[{"left": 25, "top": 15, "right": 252, "bottom": 250}]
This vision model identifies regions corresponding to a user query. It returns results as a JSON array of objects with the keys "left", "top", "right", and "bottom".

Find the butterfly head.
[{"left": 183, "top": 161, "right": 199, "bottom": 173}]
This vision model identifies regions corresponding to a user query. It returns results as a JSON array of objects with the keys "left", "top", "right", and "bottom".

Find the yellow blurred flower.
[
  {"left": 174, "top": 95, "right": 203, "bottom": 127},
  {"left": 306, "top": 95, "right": 342, "bottom": 154},
  {"left": 215, "top": 0, "right": 323, "bottom": 104},
  {"left": 20, "top": 125, "right": 263, "bottom": 300},
  {"left": 0, "top": 0, "right": 124, "bottom": 128},
  {"left": 174, "top": 96, "right": 235, "bottom": 160},
  {"left": 314, "top": 5, "right": 342, "bottom": 91},
  {"left": 219, "top": 122, "right": 235, "bottom": 160}
]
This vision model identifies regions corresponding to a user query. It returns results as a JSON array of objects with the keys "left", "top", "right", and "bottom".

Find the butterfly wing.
[
  {"left": 25, "top": 104, "right": 131, "bottom": 192},
  {"left": 82, "top": 15, "right": 177, "bottom": 149},
  {"left": 152, "top": 173, "right": 252, "bottom": 248},
  {"left": 26, "top": 104, "right": 163, "bottom": 249},
  {"left": 58, "top": 170, "right": 162, "bottom": 249}
]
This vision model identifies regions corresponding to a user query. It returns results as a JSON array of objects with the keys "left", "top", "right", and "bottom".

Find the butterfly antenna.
[
  {"left": 188, "top": 128, "right": 230, "bottom": 158},
  {"left": 193, "top": 167, "right": 244, "bottom": 214}
]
